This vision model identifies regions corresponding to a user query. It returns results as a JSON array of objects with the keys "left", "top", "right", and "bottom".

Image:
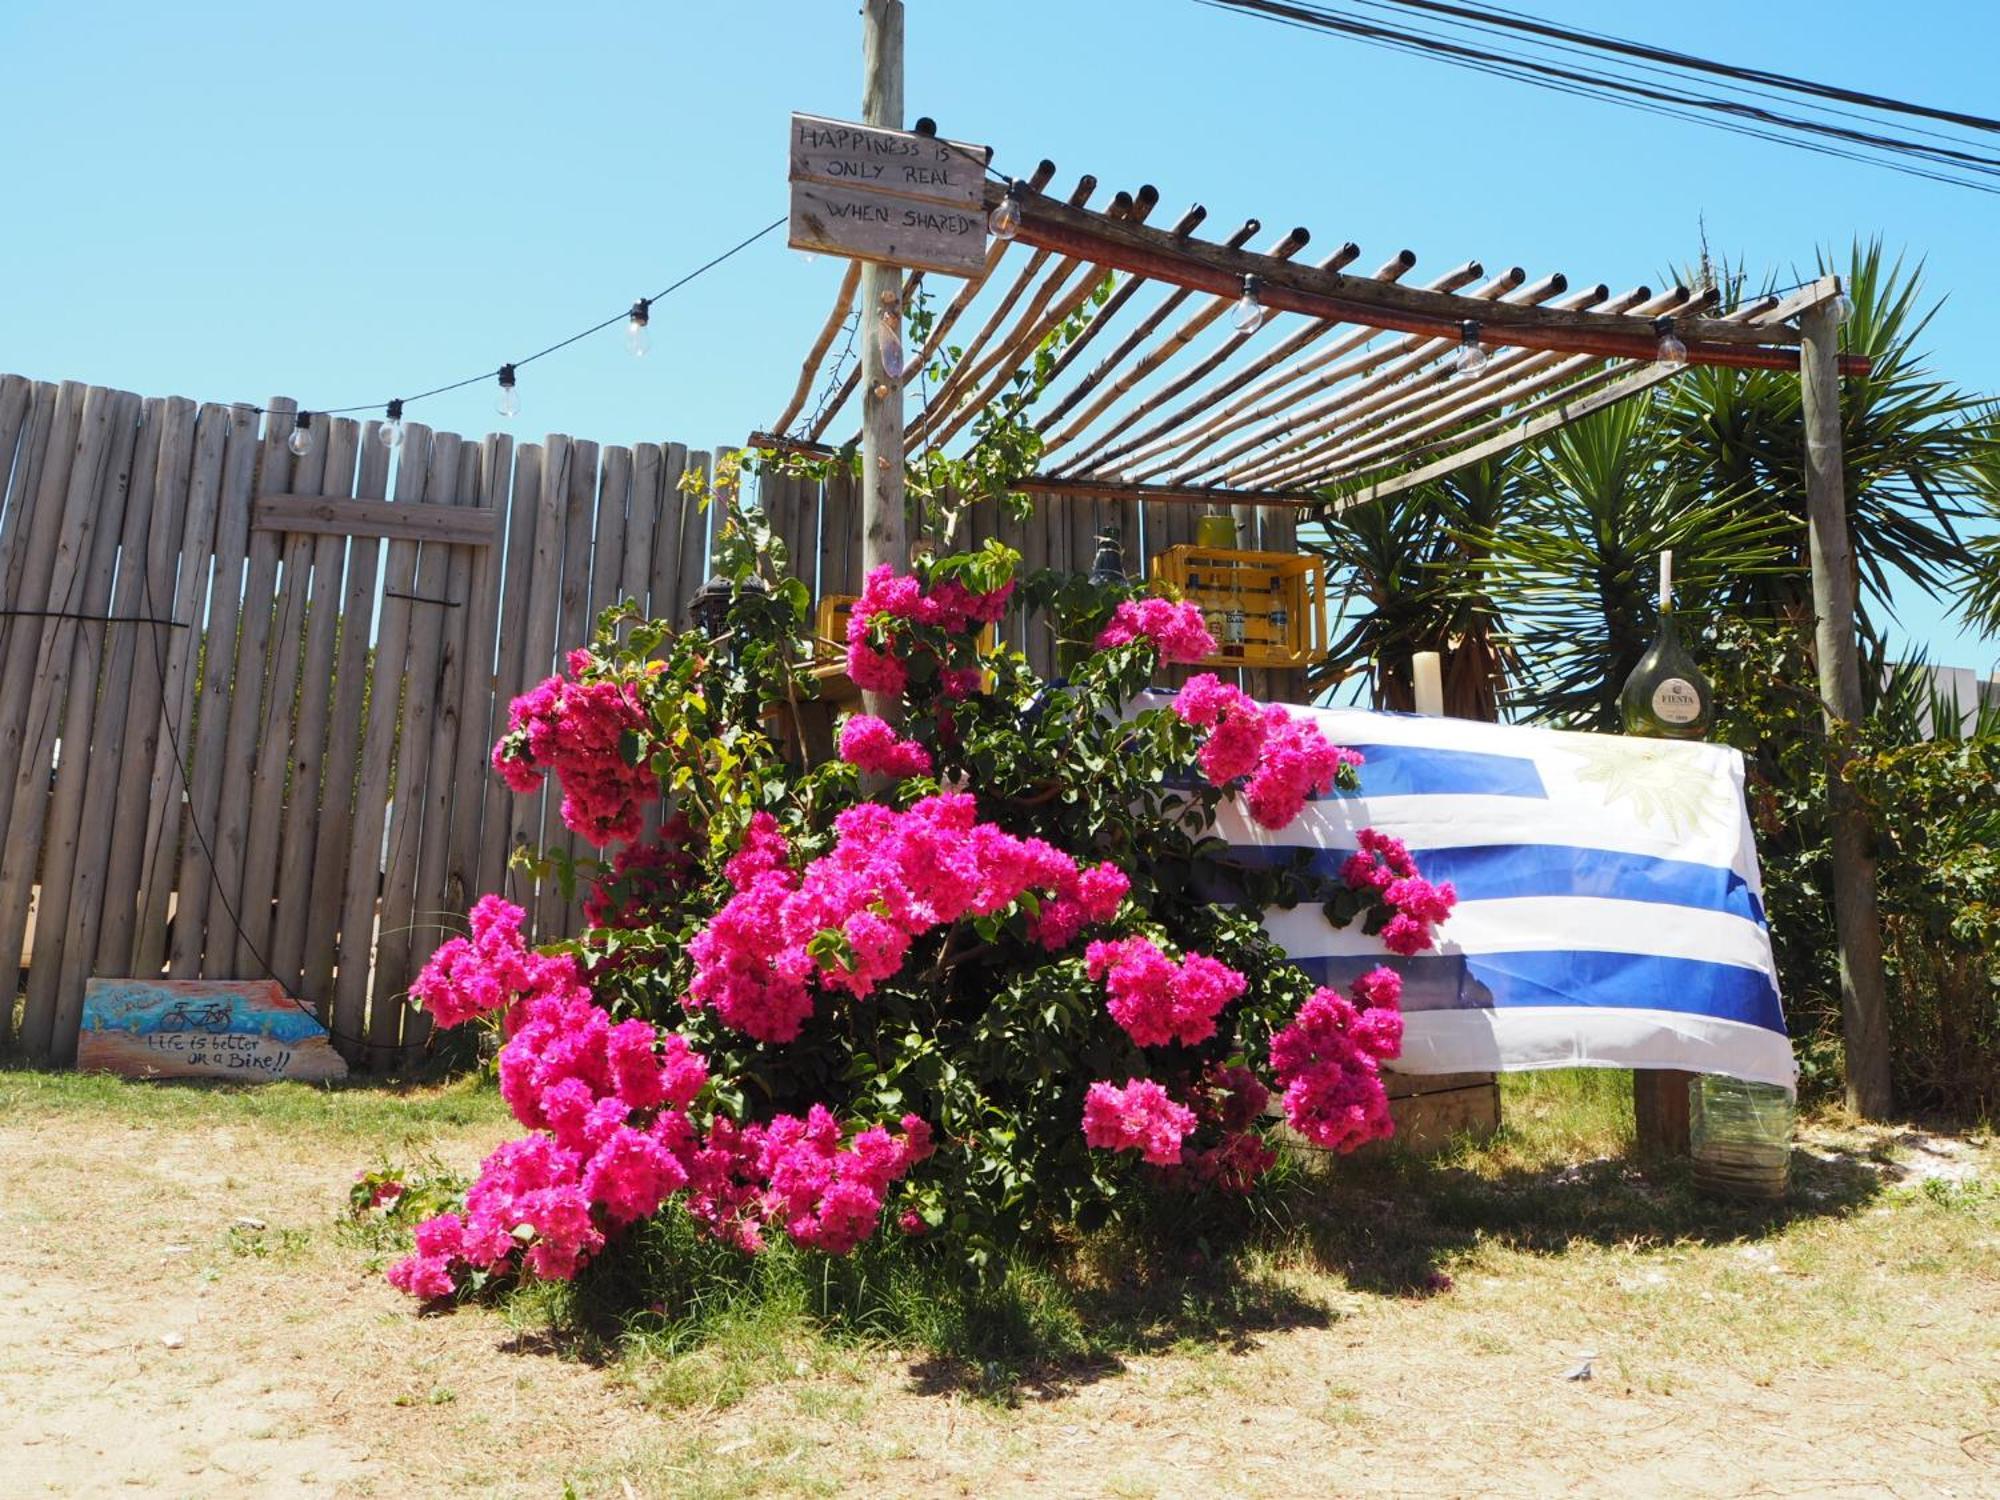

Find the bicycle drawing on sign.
[{"left": 156, "top": 1000, "right": 234, "bottom": 1035}]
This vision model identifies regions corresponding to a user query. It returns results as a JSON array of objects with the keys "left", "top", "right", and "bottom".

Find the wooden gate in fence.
[{"left": 0, "top": 371, "right": 1306, "bottom": 1071}]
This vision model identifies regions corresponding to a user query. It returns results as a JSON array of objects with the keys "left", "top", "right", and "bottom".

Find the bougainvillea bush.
[{"left": 384, "top": 497, "right": 1453, "bottom": 1302}]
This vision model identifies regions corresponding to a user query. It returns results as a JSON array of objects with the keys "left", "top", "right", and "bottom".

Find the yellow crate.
[{"left": 1149, "top": 546, "right": 1326, "bottom": 669}]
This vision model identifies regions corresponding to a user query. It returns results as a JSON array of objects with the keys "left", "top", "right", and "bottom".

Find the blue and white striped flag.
[{"left": 1201, "top": 703, "right": 1795, "bottom": 1089}]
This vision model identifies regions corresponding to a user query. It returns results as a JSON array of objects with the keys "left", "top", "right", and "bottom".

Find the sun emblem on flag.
[{"left": 1557, "top": 735, "right": 1733, "bottom": 839}]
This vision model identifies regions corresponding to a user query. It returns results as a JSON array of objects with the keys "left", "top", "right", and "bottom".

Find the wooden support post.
[
  {"left": 858, "top": 0, "right": 906, "bottom": 720},
  {"left": 1632, "top": 1070, "right": 1693, "bottom": 1157},
  {"left": 1800, "top": 302, "right": 1894, "bottom": 1118}
]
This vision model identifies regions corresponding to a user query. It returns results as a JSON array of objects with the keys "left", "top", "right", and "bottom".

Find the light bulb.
[
  {"left": 1654, "top": 317, "right": 1688, "bottom": 367},
  {"left": 988, "top": 181, "right": 1024, "bottom": 241},
  {"left": 1452, "top": 321, "right": 1488, "bottom": 378},
  {"left": 625, "top": 299, "right": 652, "bottom": 358},
  {"left": 1832, "top": 291, "right": 1854, "bottom": 325},
  {"left": 380, "top": 399, "right": 405, "bottom": 450},
  {"left": 1230, "top": 274, "right": 1265, "bottom": 334},
  {"left": 287, "top": 412, "right": 314, "bottom": 457},
  {"left": 879, "top": 312, "right": 906, "bottom": 380},
  {"left": 496, "top": 364, "right": 520, "bottom": 420}
]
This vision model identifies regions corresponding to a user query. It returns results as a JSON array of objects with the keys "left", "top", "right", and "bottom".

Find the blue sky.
[{"left": 2, "top": 0, "right": 1994, "bottom": 671}]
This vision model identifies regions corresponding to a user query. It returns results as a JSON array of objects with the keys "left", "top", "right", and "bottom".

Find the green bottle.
[{"left": 1619, "top": 550, "right": 1713, "bottom": 740}]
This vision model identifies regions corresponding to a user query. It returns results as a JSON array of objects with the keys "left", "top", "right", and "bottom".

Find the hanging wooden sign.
[{"left": 788, "top": 112, "right": 990, "bottom": 277}]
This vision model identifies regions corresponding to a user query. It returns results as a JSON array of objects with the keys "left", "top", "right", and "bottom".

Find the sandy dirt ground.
[{"left": 1, "top": 1096, "right": 1995, "bottom": 1499}]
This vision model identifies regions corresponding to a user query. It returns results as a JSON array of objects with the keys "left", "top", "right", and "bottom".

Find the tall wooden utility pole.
[
  {"left": 1800, "top": 299, "right": 1894, "bottom": 1119},
  {"left": 859, "top": 0, "right": 907, "bottom": 719}
]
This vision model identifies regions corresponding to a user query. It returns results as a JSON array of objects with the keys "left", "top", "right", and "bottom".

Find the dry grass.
[{"left": 0, "top": 1066, "right": 1994, "bottom": 1498}]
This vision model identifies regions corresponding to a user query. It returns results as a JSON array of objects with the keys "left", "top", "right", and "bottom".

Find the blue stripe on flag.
[
  {"left": 1336, "top": 743, "right": 1548, "bottom": 799},
  {"left": 1219, "top": 842, "right": 1765, "bottom": 925},
  {"left": 1291, "top": 951, "right": 1787, "bottom": 1034}
]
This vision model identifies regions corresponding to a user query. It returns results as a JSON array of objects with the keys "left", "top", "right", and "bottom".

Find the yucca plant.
[
  {"left": 1308, "top": 456, "right": 1519, "bottom": 718},
  {"left": 1661, "top": 241, "right": 1987, "bottom": 623},
  {"left": 1471, "top": 395, "right": 1793, "bottom": 729}
]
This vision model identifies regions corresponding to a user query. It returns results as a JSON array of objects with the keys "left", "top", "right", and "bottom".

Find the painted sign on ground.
[
  {"left": 78, "top": 978, "right": 347, "bottom": 1083},
  {"left": 788, "top": 112, "right": 990, "bottom": 276}
]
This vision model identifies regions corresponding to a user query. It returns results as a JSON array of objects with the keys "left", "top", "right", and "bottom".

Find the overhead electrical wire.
[{"left": 1196, "top": 0, "right": 2000, "bottom": 196}]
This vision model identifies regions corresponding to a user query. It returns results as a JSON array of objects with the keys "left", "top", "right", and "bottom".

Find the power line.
[
  {"left": 1370, "top": 0, "right": 2000, "bottom": 135},
  {"left": 1197, "top": 0, "right": 2000, "bottom": 196}
]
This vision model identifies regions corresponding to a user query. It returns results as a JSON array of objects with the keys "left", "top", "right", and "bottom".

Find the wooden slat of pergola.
[{"left": 767, "top": 168, "right": 1860, "bottom": 509}]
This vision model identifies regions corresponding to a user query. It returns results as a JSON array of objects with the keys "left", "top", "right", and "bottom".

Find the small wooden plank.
[
  {"left": 61, "top": 395, "right": 170, "bottom": 1002},
  {"left": 200, "top": 400, "right": 298, "bottom": 979},
  {"left": 132, "top": 401, "right": 233, "bottom": 975},
  {"left": 788, "top": 113, "right": 985, "bottom": 207},
  {"left": 671, "top": 447, "right": 714, "bottom": 639},
  {"left": 252, "top": 493, "right": 497, "bottom": 546},
  {"left": 505, "top": 435, "right": 571, "bottom": 927},
  {"left": 789, "top": 179, "right": 986, "bottom": 279},
  {"left": 620, "top": 442, "right": 661, "bottom": 617},
  {"left": 0, "top": 380, "right": 88, "bottom": 876},
  {"left": 298, "top": 427, "right": 393, "bottom": 1014},
  {"left": 476, "top": 441, "right": 541, "bottom": 903},
  {"left": 18, "top": 390, "right": 143, "bottom": 1060},
  {"left": 0, "top": 381, "right": 70, "bottom": 664},
  {"left": 588, "top": 445, "right": 632, "bottom": 628},
  {"left": 540, "top": 438, "right": 600, "bottom": 938},
  {"left": 0, "top": 374, "right": 38, "bottom": 587},
  {"left": 443, "top": 433, "right": 513, "bottom": 920},
  {"left": 232, "top": 402, "right": 337, "bottom": 977},
  {"left": 167, "top": 403, "right": 262, "bottom": 978},
  {"left": 266, "top": 418, "right": 361, "bottom": 991},
  {"left": 648, "top": 442, "right": 691, "bottom": 627},
  {"left": 0, "top": 387, "right": 127, "bottom": 1022},
  {"left": 96, "top": 395, "right": 199, "bottom": 978},
  {"left": 331, "top": 422, "right": 431, "bottom": 1063},
  {"left": 1388, "top": 1081, "right": 1500, "bottom": 1154},
  {"left": 77, "top": 978, "right": 346, "bottom": 1083},
  {"left": 818, "top": 464, "right": 857, "bottom": 600},
  {"left": 371, "top": 430, "right": 464, "bottom": 1059}
]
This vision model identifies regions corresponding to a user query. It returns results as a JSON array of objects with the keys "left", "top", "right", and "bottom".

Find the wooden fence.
[{"left": 0, "top": 372, "right": 1304, "bottom": 1071}]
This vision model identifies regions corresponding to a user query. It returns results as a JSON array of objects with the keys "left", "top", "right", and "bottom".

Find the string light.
[
  {"left": 1831, "top": 282, "right": 1855, "bottom": 324},
  {"left": 878, "top": 311, "right": 906, "bottom": 381},
  {"left": 287, "top": 411, "right": 314, "bottom": 457},
  {"left": 1230, "top": 273, "right": 1266, "bottom": 334},
  {"left": 988, "top": 178, "right": 1026, "bottom": 241},
  {"left": 380, "top": 398, "right": 405, "bottom": 450},
  {"left": 625, "top": 299, "right": 653, "bottom": 358},
  {"left": 1653, "top": 315, "right": 1689, "bottom": 366},
  {"left": 1452, "top": 319, "right": 1490, "bottom": 377},
  {"left": 496, "top": 363, "right": 520, "bottom": 420}
]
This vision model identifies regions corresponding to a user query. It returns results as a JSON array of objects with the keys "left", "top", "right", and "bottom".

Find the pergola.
[
  {"left": 765, "top": 168, "right": 1862, "bottom": 513},
  {"left": 760, "top": 151, "right": 1890, "bottom": 1122}
]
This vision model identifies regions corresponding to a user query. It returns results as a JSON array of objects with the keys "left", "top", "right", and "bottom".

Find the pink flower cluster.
[
  {"left": 681, "top": 1106, "right": 933, "bottom": 1256},
  {"left": 1093, "top": 597, "right": 1216, "bottom": 664},
  {"left": 1082, "top": 1078, "right": 1198, "bottom": 1166},
  {"left": 391, "top": 895, "right": 936, "bottom": 1297},
  {"left": 1341, "top": 828, "right": 1458, "bottom": 956},
  {"left": 1177, "top": 1064, "right": 1278, "bottom": 1193},
  {"left": 410, "top": 894, "right": 589, "bottom": 1030},
  {"left": 1084, "top": 935, "right": 1247, "bottom": 1048},
  {"left": 583, "top": 816, "right": 695, "bottom": 930},
  {"left": 1267, "top": 966, "right": 1405, "bottom": 1154},
  {"left": 688, "top": 794, "right": 1128, "bottom": 1043},
  {"left": 491, "top": 649, "right": 658, "bottom": 846},
  {"left": 390, "top": 899, "right": 714, "bottom": 1296},
  {"left": 1171, "top": 674, "right": 1365, "bottom": 830},
  {"left": 845, "top": 564, "right": 1012, "bottom": 697},
  {"left": 837, "top": 713, "right": 933, "bottom": 779}
]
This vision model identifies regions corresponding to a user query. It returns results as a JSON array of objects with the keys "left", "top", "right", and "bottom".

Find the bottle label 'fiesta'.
[{"left": 1651, "top": 678, "right": 1703, "bottom": 724}]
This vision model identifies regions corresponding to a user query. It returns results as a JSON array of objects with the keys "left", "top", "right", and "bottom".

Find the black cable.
[
  {"left": 1197, "top": 0, "right": 2000, "bottom": 195},
  {"left": 255, "top": 213, "right": 789, "bottom": 420},
  {"left": 1372, "top": 0, "right": 2000, "bottom": 135}
]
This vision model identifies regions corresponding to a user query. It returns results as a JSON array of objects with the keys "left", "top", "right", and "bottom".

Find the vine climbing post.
[
  {"left": 1800, "top": 297, "right": 1893, "bottom": 1119},
  {"left": 859, "top": 0, "right": 908, "bottom": 722}
]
